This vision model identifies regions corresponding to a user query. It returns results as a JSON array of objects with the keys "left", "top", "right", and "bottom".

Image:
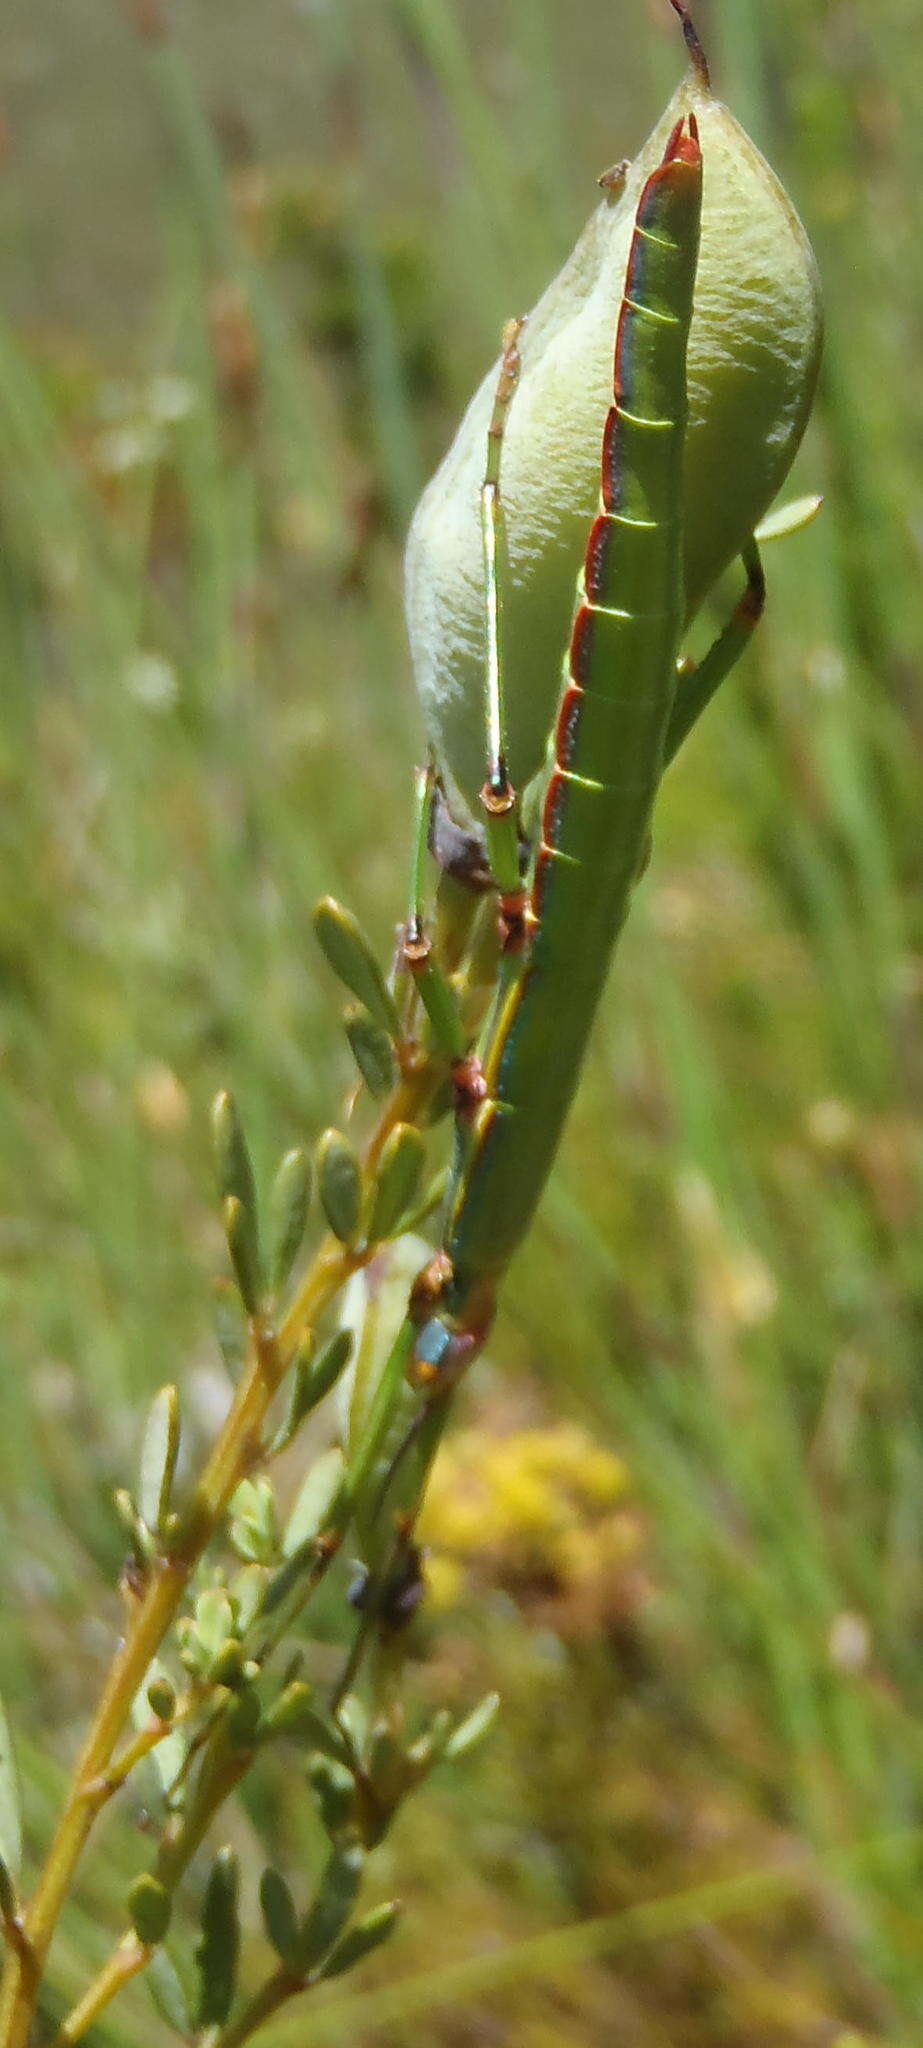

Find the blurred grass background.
[{"left": 0, "top": 0, "right": 921, "bottom": 2041}]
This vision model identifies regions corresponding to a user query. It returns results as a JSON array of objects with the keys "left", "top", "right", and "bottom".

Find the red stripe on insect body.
[
  {"left": 541, "top": 767, "right": 572, "bottom": 851},
  {"left": 583, "top": 514, "right": 615, "bottom": 606},
  {"left": 553, "top": 677, "right": 625, "bottom": 786},
  {"left": 632, "top": 120, "right": 701, "bottom": 242},
  {"left": 569, "top": 601, "right": 598, "bottom": 685},
  {"left": 555, "top": 681, "right": 585, "bottom": 768},
  {"left": 498, "top": 890, "right": 529, "bottom": 953},
  {"left": 530, "top": 844, "right": 557, "bottom": 926},
  {"left": 600, "top": 408, "right": 623, "bottom": 515},
  {"left": 612, "top": 296, "right": 638, "bottom": 416}
]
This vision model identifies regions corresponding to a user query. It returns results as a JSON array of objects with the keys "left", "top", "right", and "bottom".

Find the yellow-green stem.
[
  {"left": 50, "top": 1935, "right": 150, "bottom": 2048},
  {"left": 0, "top": 1060, "right": 439, "bottom": 2048},
  {"left": 0, "top": 1325, "right": 305, "bottom": 2048}
]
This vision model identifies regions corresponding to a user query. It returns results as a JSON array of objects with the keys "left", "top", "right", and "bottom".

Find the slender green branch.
[
  {"left": 49, "top": 1936, "right": 151, "bottom": 2048},
  {"left": 81, "top": 1694, "right": 200, "bottom": 1813},
  {"left": 214, "top": 1960, "right": 302, "bottom": 2048},
  {"left": 0, "top": 1060, "right": 439, "bottom": 2048}
]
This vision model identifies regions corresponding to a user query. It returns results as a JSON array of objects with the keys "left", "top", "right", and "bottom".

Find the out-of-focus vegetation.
[{"left": 0, "top": 0, "right": 921, "bottom": 2040}]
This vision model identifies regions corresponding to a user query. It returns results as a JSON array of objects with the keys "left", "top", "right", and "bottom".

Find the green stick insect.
[
  {"left": 346, "top": 0, "right": 822, "bottom": 1586},
  {"left": 412, "top": 109, "right": 708, "bottom": 1370}
]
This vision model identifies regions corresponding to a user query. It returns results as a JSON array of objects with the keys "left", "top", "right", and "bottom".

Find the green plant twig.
[{"left": 0, "top": 1062, "right": 437, "bottom": 2048}]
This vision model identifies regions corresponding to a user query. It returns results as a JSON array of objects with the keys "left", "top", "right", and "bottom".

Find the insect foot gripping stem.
[
  {"left": 406, "top": 1254, "right": 495, "bottom": 1392},
  {"left": 451, "top": 1054, "right": 489, "bottom": 1120},
  {"left": 405, "top": 0, "right": 822, "bottom": 827}
]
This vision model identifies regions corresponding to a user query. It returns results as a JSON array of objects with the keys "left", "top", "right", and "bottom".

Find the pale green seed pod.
[{"left": 405, "top": 68, "right": 823, "bottom": 824}]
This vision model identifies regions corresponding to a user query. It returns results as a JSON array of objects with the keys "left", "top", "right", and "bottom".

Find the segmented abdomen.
[{"left": 447, "top": 120, "right": 703, "bottom": 1299}]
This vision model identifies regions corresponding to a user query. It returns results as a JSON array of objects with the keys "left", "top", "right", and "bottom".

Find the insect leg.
[
  {"left": 401, "top": 761, "right": 467, "bottom": 1060},
  {"left": 480, "top": 318, "right": 528, "bottom": 949},
  {"left": 663, "top": 539, "right": 765, "bottom": 767}
]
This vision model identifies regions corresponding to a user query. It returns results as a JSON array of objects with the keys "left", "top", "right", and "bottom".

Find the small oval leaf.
[
  {"left": 283, "top": 1448, "right": 346, "bottom": 1558},
  {"left": 138, "top": 1385, "right": 180, "bottom": 1535},
  {"left": 213, "top": 1278, "right": 247, "bottom": 1377},
  {"left": 128, "top": 1874, "right": 172, "bottom": 1946},
  {"left": 297, "top": 1842, "right": 364, "bottom": 1973},
  {"left": 268, "top": 1338, "right": 315, "bottom": 1455},
  {"left": 754, "top": 492, "right": 824, "bottom": 544},
  {"left": 146, "top": 1948, "right": 191, "bottom": 2035},
  {"left": 344, "top": 1006, "right": 396, "bottom": 1101},
  {"left": 309, "top": 1758, "right": 356, "bottom": 1839},
  {"left": 195, "top": 1846, "right": 240, "bottom": 2029},
  {"left": 266, "top": 1331, "right": 355, "bottom": 1466},
  {"left": 313, "top": 899, "right": 401, "bottom": 1042},
  {"left": 367, "top": 1125, "right": 425, "bottom": 1243},
  {"left": 211, "top": 1090, "right": 259, "bottom": 1220},
  {"left": 264, "top": 1685, "right": 350, "bottom": 1763},
  {"left": 146, "top": 1676, "right": 176, "bottom": 1723},
  {"left": 316, "top": 1130, "right": 362, "bottom": 1246},
  {"left": 444, "top": 1691, "right": 501, "bottom": 1760},
  {"left": 318, "top": 1900, "right": 400, "bottom": 1981},
  {"left": 259, "top": 1867, "right": 299, "bottom": 1965},
  {"left": 132, "top": 1663, "right": 185, "bottom": 1800},
  {"left": 304, "top": 1329, "right": 353, "bottom": 1412},
  {"left": 269, "top": 1148, "right": 313, "bottom": 1294},
  {"left": 224, "top": 1194, "right": 263, "bottom": 1314}
]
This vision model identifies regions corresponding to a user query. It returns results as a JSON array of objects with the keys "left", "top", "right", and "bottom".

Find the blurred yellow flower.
[{"left": 420, "top": 1419, "right": 640, "bottom": 1636}]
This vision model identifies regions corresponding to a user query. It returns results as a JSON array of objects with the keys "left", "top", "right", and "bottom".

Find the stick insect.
[
  {"left": 344, "top": 2, "right": 819, "bottom": 1613},
  {"left": 403, "top": 57, "right": 765, "bottom": 1385}
]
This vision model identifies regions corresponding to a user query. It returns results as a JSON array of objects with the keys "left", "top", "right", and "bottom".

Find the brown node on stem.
[
  {"left": 498, "top": 890, "right": 528, "bottom": 954},
  {"left": 402, "top": 921, "right": 432, "bottom": 974},
  {"left": 119, "top": 1556, "right": 149, "bottom": 1604},
  {"left": 480, "top": 778, "right": 516, "bottom": 821},
  {"left": 451, "top": 1055, "right": 489, "bottom": 1120}
]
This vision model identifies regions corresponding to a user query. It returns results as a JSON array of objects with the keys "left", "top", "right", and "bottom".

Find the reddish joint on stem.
[
  {"left": 402, "top": 920, "right": 432, "bottom": 974},
  {"left": 451, "top": 1056, "right": 488, "bottom": 1119},
  {"left": 498, "top": 891, "right": 528, "bottom": 953}
]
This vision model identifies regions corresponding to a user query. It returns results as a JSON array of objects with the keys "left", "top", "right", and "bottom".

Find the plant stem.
[
  {"left": 0, "top": 1058, "right": 440, "bottom": 2048},
  {"left": 49, "top": 1936, "right": 150, "bottom": 2048},
  {"left": 214, "top": 1959, "right": 313, "bottom": 2048},
  {"left": 0, "top": 1560, "right": 188, "bottom": 2048},
  {"left": 0, "top": 1336, "right": 297, "bottom": 2048}
]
